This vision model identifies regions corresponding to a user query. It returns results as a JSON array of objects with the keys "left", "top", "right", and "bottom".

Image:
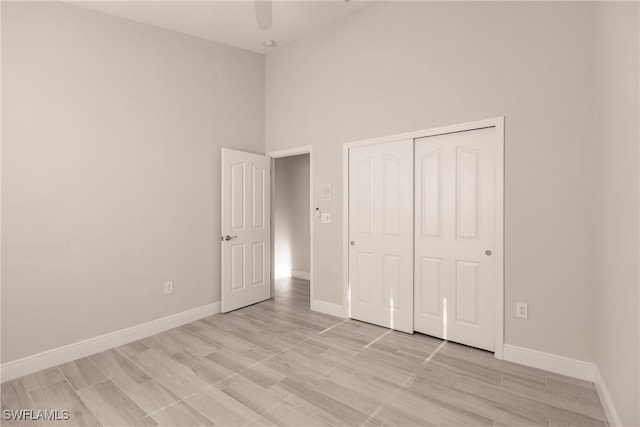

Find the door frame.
[
  {"left": 266, "top": 146, "right": 314, "bottom": 305},
  {"left": 342, "top": 117, "right": 505, "bottom": 359}
]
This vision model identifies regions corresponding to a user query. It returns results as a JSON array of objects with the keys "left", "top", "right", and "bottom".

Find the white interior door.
[
  {"left": 221, "top": 148, "right": 270, "bottom": 313},
  {"left": 348, "top": 140, "right": 413, "bottom": 333},
  {"left": 414, "top": 127, "right": 497, "bottom": 351}
]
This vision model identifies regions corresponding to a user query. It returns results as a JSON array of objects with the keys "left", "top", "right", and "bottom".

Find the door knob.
[
  {"left": 224, "top": 235, "right": 238, "bottom": 241},
  {"left": 350, "top": 241, "right": 355, "bottom": 246},
  {"left": 485, "top": 250, "right": 492, "bottom": 256}
]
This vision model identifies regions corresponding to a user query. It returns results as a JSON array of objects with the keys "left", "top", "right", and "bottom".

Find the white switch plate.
[
  {"left": 516, "top": 302, "right": 528, "bottom": 319},
  {"left": 164, "top": 282, "right": 174, "bottom": 294},
  {"left": 321, "top": 213, "right": 331, "bottom": 224},
  {"left": 321, "top": 184, "right": 333, "bottom": 201}
]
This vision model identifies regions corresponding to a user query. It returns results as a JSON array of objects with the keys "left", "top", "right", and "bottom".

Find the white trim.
[
  {"left": 342, "top": 118, "right": 503, "bottom": 150},
  {"left": 342, "top": 117, "right": 505, "bottom": 358},
  {"left": 594, "top": 366, "right": 623, "bottom": 427},
  {"left": 503, "top": 344, "right": 595, "bottom": 382},
  {"left": 494, "top": 117, "right": 505, "bottom": 359},
  {"left": 311, "top": 299, "right": 348, "bottom": 319},
  {"left": 267, "top": 146, "right": 313, "bottom": 158},
  {"left": 267, "top": 146, "right": 314, "bottom": 306},
  {"left": 291, "top": 270, "right": 311, "bottom": 280},
  {"left": 0, "top": 302, "right": 220, "bottom": 383},
  {"left": 342, "top": 142, "right": 350, "bottom": 317}
]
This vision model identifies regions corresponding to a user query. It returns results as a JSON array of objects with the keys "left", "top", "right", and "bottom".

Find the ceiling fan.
[{"left": 254, "top": 0, "right": 273, "bottom": 30}]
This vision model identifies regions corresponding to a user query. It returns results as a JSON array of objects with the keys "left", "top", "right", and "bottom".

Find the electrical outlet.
[
  {"left": 164, "top": 282, "right": 174, "bottom": 295},
  {"left": 321, "top": 213, "right": 331, "bottom": 224},
  {"left": 516, "top": 302, "right": 528, "bottom": 319}
]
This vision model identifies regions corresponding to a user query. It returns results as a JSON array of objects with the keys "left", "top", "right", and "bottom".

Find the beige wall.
[
  {"left": 266, "top": 1, "right": 599, "bottom": 361},
  {"left": 593, "top": 3, "right": 640, "bottom": 425},
  {"left": 1, "top": 2, "right": 265, "bottom": 363},
  {"left": 274, "top": 154, "right": 310, "bottom": 277}
]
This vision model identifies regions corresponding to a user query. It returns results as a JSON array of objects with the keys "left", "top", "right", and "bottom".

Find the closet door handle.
[{"left": 224, "top": 235, "right": 238, "bottom": 241}]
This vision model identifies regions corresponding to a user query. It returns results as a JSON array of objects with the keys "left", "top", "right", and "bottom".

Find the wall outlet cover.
[
  {"left": 516, "top": 302, "right": 528, "bottom": 319},
  {"left": 164, "top": 282, "right": 174, "bottom": 294}
]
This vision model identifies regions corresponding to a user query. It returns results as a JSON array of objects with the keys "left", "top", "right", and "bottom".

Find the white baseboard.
[
  {"left": 594, "top": 366, "right": 623, "bottom": 427},
  {"left": 0, "top": 302, "right": 221, "bottom": 383},
  {"left": 311, "top": 299, "right": 348, "bottom": 319},
  {"left": 503, "top": 344, "right": 595, "bottom": 382},
  {"left": 275, "top": 269, "right": 311, "bottom": 281},
  {"left": 291, "top": 270, "right": 310, "bottom": 280}
]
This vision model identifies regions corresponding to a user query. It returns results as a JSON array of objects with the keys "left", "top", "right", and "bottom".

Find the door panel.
[
  {"left": 222, "top": 148, "right": 271, "bottom": 313},
  {"left": 414, "top": 127, "right": 496, "bottom": 351},
  {"left": 349, "top": 140, "right": 413, "bottom": 333}
]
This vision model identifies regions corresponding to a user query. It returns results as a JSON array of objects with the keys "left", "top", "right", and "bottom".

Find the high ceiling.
[{"left": 69, "top": 1, "right": 371, "bottom": 54}]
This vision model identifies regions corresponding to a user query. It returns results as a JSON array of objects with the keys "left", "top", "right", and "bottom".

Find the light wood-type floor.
[{"left": 2, "top": 278, "right": 607, "bottom": 426}]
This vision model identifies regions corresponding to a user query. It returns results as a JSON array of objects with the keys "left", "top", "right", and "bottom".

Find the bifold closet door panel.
[
  {"left": 348, "top": 140, "right": 414, "bottom": 333},
  {"left": 414, "top": 128, "right": 497, "bottom": 351}
]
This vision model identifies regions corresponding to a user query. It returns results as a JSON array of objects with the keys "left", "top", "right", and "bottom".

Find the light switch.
[
  {"left": 321, "top": 213, "right": 331, "bottom": 224},
  {"left": 321, "top": 184, "right": 333, "bottom": 201}
]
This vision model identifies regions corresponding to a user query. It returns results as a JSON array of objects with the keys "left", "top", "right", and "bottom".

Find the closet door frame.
[{"left": 342, "top": 117, "right": 505, "bottom": 360}]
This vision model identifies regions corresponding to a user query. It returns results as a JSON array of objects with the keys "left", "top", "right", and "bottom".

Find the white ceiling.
[{"left": 69, "top": 1, "right": 371, "bottom": 54}]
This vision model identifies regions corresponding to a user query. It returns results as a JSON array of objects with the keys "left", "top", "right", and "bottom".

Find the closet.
[{"left": 347, "top": 122, "right": 502, "bottom": 352}]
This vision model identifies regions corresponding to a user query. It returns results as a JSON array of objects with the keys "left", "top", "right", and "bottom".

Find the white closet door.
[
  {"left": 414, "top": 127, "right": 497, "bottom": 351},
  {"left": 349, "top": 140, "right": 413, "bottom": 333}
]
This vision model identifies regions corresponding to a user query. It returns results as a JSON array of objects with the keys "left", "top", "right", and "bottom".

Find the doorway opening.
[{"left": 269, "top": 147, "right": 313, "bottom": 308}]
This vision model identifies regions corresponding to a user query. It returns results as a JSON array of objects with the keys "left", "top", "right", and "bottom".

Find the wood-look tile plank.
[
  {"left": 412, "top": 362, "right": 460, "bottom": 388},
  {"left": 121, "top": 379, "right": 180, "bottom": 414},
  {"left": 546, "top": 376, "right": 601, "bottom": 401},
  {"left": 139, "top": 332, "right": 184, "bottom": 356},
  {"left": 374, "top": 405, "right": 438, "bottom": 427},
  {"left": 1, "top": 380, "right": 40, "bottom": 427},
  {"left": 372, "top": 330, "right": 442, "bottom": 360},
  {"left": 261, "top": 401, "right": 328, "bottom": 427},
  {"left": 59, "top": 358, "right": 107, "bottom": 391},
  {"left": 150, "top": 401, "right": 212, "bottom": 426},
  {"left": 130, "top": 349, "right": 209, "bottom": 398},
  {"left": 164, "top": 328, "right": 220, "bottom": 357},
  {"left": 277, "top": 377, "right": 371, "bottom": 426},
  {"left": 29, "top": 381, "right": 101, "bottom": 426},
  {"left": 89, "top": 349, "right": 150, "bottom": 391},
  {"left": 372, "top": 376, "right": 494, "bottom": 426},
  {"left": 20, "top": 367, "right": 64, "bottom": 392},
  {"left": 261, "top": 353, "right": 327, "bottom": 387},
  {"left": 337, "top": 351, "right": 414, "bottom": 387},
  {"left": 184, "top": 386, "right": 263, "bottom": 426},
  {"left": 77, "top": 380, "right": 155, "bottom": 426},
  {"left": 239, "top": 361, "right": 286, "bottom": 389},
  {"left": 196, "top": 328, "right": 273, "bottom": 359},
  {"left": 408, "top": 374, "right": 546, "bottom": 426},
  {"left": 114, "top": 341, "right": 150, "bottom": 359},
  {"left": 180, "top": 320, "right": 211, "bottom": 334},
  {"left": 206, "top": 347, "right": 264, "bottom": 374},
  {"left": 170, "top": 350, "right": 234, "bottom": 385},
  {"left": 316, "top": 379, "right": 385, "bottom": 416},
  {"left": 431, "top": 354, "right": 504, "bottom": 386},
  {"left": 455, "top": 376, "right": 605, "bottom": 426},
  {"left": 221, "top": 377, "right": 286, "bottom": 415},
  {"left": 501, "top": 374, "right": 606, "bottom": 421},
  {"left": 437, "top": 344, "right": 548, "bottom": 386}
]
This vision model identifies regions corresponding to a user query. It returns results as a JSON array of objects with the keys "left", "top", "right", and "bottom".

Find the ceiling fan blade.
[{"left": 254, "top": 0, "right": 272, "bottom": 30}]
